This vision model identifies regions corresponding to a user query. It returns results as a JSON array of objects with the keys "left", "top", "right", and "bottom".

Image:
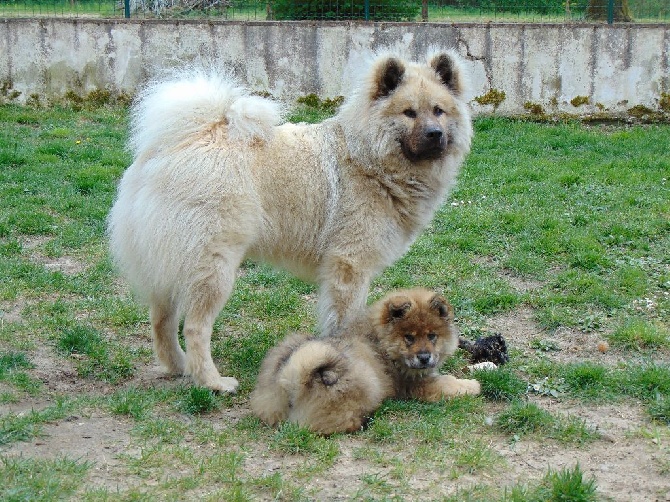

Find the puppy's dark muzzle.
[
  {"left": 417, "top": 352, "right": 433, "bottom": 366},
  {"left": 406, "top": 351, "right": 436, "bottom": 369}
]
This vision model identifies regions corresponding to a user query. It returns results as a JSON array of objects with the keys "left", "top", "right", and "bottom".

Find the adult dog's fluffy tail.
[{"left": 128, "top": 69, "right": 283, "bottom": 158}]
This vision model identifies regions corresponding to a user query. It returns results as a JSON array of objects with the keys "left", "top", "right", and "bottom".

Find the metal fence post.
[
  {"left": 124, "top": 0, "right": 130, "bottom": 18},
  {"left": 607, "top": 0, "right": 614, "bottom": 23},
  {"left": 364, "top": 0, "right": 369, "bottom": 20}
]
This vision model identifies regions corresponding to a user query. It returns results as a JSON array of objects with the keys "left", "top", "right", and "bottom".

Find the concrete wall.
[{"left": 1, "top": 18, "right": 668, "bottom": 115}]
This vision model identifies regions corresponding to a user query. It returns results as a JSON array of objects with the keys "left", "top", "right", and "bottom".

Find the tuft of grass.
[
  {"left": 562, "top": 362, "right": 610, "bottom": 400},
  {"left": 0, "top": 399, "right": 74, "bottom": 445},
  {"left": 0, "top": 351, "right": 33, "bottom": 375},
  {"left": 496, "top": 401, "right": 555, "bottom": 437},
  {"left": 108, "top": 387, "right": 157, "bottom": 420},
  {"left": 269, "top": 422, "right": 340, "bottom": 473},
  {"left": 476, "top": 367, "right": 527, "bottom": 402},
  {"left": 56, "top": 325, "right": 134, "bottom": 383},
  {"left": 496, "top": 402, "right": 598, "bottom": 444},
  {"left": 57, "top": 325, "right": 105, "bottom": 357},
  {"left": 608, "top": 319, "right": 670, "bottom": 351},
  {"left": 132, "top": 417, "right": 191, "bottom": 443},
  {"left": 178, "top": 386, "right": 219, "bottom": 415},
  {"left": 617, "top": 363, "right": 670, "bottom": 402},
  {"left": 0, "top": 351, "right": 40, "bottom": 395},
  {"left": 505, "top": 464, "right": 597, "bottom": 501},
  {"left": 647, "top": 397, "right": 670, "bottom": 425}
]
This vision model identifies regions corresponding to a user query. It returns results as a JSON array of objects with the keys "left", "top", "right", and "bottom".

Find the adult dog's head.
[
  {"left": 338, "top": 49, "right": 472, "bottom": 166},
  {"left": 371, "top": 288, "right": 459, "bottom": 376}
]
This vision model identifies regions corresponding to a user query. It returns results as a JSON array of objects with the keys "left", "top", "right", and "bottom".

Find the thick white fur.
[
  {"left": 129, "top": 69, "right": 283, "bottom": 157},
  {"left": 108, "top": 51, "right": 473, "bottom": 392}
]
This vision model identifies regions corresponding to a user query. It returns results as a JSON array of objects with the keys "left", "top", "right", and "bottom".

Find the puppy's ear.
[
  {"left": 430, "top": 294, "right": 453, "bottom": 321},
  {"left": 430, "top": 52, "right": 464, "bottom": 97},
  {"left": 372, "top": 57, "right": 406, "bottom": 100},
  {"left": 385, "top": 296, "right": 412, "bottom": 322}
]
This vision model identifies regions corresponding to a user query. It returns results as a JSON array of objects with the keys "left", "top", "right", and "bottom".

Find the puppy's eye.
[
  {"left": 404, "top": 334, "right": 415, "bottom": 346},
  {"left": 434, "top": 106, "right": 444, "bottom": 116},
  {"left": 403, "top": 109, "right": 417, "bottom": 119},
  {"left": 428, "top": 333, "right": 438, "bottom": 344}
]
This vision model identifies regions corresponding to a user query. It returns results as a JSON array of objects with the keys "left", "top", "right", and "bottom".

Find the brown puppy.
[{"left": 251, "top": 288, "right": 480, "bottom": 434}]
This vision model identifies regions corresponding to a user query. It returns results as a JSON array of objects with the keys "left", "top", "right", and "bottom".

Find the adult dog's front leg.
[{"left": 317, "top": 256, "right": 371, "bottom": 336}]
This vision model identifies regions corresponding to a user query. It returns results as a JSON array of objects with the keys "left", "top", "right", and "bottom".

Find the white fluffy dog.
[{"left": 107, "top": 50, "right": 473, "bottom": 392}]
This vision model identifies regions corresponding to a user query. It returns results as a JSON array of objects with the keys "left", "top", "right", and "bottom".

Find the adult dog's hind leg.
[
  {"left": 182, "top": 250, "right": 245, "bottom": 393},
  {"left": 150, "top": 299, "right": 186, "bottom": 375}
]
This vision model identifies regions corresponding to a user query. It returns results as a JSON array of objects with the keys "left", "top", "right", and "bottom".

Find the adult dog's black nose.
[{"left": 425, "top": 127, "right": 443, "bottom": 140}]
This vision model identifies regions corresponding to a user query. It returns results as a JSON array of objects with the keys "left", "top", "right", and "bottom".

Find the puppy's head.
[{"left": 372, "top": 288, "right": 458, "bottom": 374}]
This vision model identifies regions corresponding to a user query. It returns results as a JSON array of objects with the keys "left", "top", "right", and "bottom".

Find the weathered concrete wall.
[{"left": 1, "top": 18, "right": 668, "bottom": 115}]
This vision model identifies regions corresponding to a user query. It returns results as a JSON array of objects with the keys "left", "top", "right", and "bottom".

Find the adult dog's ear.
[
  {"left": 430, "top": 52, "right": 464, "bottom": 97},
  {"left": 430, "top": 294, "right": 453, "bottom": 321},
  {"left": 372, "top": 57, "right": 406, "bottom": 100},
  {"left": 385, "top": 296, "right": 412, "bottom": 322}
]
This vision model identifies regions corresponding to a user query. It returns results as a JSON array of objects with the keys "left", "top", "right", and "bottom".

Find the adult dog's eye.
[
  {"left": 434, "top": 106, "right": 444, "bottom": 116},
  {"left": 428, "top": 333, "right": 438, "bottom": 344},
  {"left": 403, "top": 109, "right": 417, "bottom": 119},
  {"left": 404, "top": 334, "right": 415, "bottom": 345}
]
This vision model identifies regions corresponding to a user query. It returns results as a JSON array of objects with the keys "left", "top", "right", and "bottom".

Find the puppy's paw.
[
  {"left": 454, "top": 377, "right": 481, "bottom": 396},
  {"left": 435, "top": 374, "right": 480, "bottom": 397}
]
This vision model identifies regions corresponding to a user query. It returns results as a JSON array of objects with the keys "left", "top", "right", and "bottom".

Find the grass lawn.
[{"left": 0, "top": 100, "right": 668, "bottom": 500}]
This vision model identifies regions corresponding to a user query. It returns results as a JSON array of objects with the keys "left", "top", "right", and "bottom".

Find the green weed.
[
  {"left": 505, "top": 464, "right": 597, "bottom": 501},
  {"left": 497, "top": 401, "right": 555, "bottom": 436},
  {"left": 179, "top": 386, "right": 220, "bottom": 415},
  {"left": 476, "top": 367, "right": 527, "bottom": 402}
]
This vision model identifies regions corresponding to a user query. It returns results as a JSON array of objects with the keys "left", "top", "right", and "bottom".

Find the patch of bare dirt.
[
  {"left": 494, "top": 402, "right": 670, "bottom": 502},
  {"left": 19, "top": 235, "right": 88, "bottom": 275},
  {"left": 1, "top": 413, "right": 137, "bottom": 493},
  {"left": 486, "top": 307, "right": 627, "bottom": 366},
  {"left": 0, "top": 300, "right": 25, "bottom": 324}
]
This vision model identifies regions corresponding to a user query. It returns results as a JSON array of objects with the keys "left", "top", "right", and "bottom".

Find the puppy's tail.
[
  {"left": 279, "top": 340, "right": 349, "bottom": 392},
  {"left": 129, "top": 68, "right": 283, "bottom": 158}
]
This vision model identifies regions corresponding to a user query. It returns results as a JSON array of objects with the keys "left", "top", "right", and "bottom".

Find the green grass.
[
  {"left": 178, "top": 386, "right": 220, "bottom": 415},
  {"left": 505, "top": 464, "right": 597, "bottom": 502},
  {"left": 0, "top": 455, "right": 91, "bottom": 501},
  {"left": 0, "top": 102, "right": 668, "bottom": 499},
  {"left": 1, "top": 398, "right": 75, "bottom": 445},
  {"left": 608, "top": 318, "right": 670, "bottom": 351},
  {"left": 496, "top": 401, "right": 598, "bottom": 444},
  {"left": 475, "top": 367, "right": 528, "bottom": 402}
]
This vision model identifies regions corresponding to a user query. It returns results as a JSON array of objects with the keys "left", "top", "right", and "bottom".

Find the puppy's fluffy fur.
[
  {"left": 251, "top": 288, "right": 481, "bottom": 434},
  {"left": 107, "top": 50, "right": 473, "bottom": 392}
]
